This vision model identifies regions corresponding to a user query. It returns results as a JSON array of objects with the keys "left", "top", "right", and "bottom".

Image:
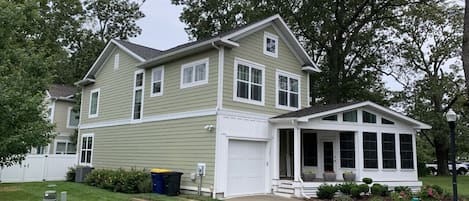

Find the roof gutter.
[
  {"left": 74, "top": 78, "right": 96, "bottom": 86},
  {"left": 137, "top": 38, "right": 239, "bottom": 69}
]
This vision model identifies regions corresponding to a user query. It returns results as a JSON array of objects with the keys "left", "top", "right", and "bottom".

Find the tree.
[
  {"left": 464, "top": 0, "right": 469, "bottom": 98},
  {"left": 390, "top": 2, "right": 465, "bottom": 175},
  {"left": 171, "top": 0, "right": 421, "bottom": 105},
  {"left": 0, "top": 1, "right": 56, "bottom": 167}
]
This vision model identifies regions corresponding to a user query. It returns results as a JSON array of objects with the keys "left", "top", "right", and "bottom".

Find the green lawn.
[
  {"left": 420, "top": 176, "right": 469, "bottom": 196},
  {"left": 0, "top": 181, "right": 218, "bottom": 201}
]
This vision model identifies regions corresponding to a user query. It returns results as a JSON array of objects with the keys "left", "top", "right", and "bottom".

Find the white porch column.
[{"left": 293, "top": 127, "right": 301, "bottom": 182}]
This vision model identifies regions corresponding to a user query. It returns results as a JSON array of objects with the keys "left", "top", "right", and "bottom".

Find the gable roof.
[
  {"left": 76, "top": 14, "right": 320, "bottom": 86},
  {"left": 271, "top": 101, "right": 431, "bottom": 129},
  {"left": 76, "top": 39, "right": 163, "bottom": 86},
  {"left": 137, "top": 14, "right": 320, "bottom": 71},
  {"left": 47, "top": 84, "right": 77, "bottom": 101}
]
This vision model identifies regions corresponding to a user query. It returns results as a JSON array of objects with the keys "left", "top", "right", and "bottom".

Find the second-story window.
[
  {"left": 132, "top": 70, "right": 144, "bottom": 120},
  {"left": 234, "top": 58, "right": 265, "bottom": 106},
  {"left": 276, "top": 70, "right": 300, "bottom": 110},
  {"left": 67, "top": 107, "right": 79, "bottom": 128},
  {"left": 89, "top": 88, "right": 100, "bottom": 118},
  {"left": 151, "top": 66, "right": 164, "bottom": 97},
  {"left": 180, "top": 58, "right": 209, "bottom": 88}
]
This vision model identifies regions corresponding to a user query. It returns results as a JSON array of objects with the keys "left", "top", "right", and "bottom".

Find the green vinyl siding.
[
  {"left": 79, "top": 115, "right": 216, "bottom": 189},
  {"left": 223, "top": 25, "right": 308, "bottom": 115},
  {"left": 81, "top": 48, "right": 139, "bottom": 124},
  {"left": 144, "top": 50, "right": 218, "bottom": 116},
  {"left": 53, "top": 100, "right": 76, "bottom": 135}
]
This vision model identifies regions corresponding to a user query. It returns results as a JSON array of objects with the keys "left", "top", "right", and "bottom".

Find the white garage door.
[{"left": 227, "top": 140, "right": 267, "bottom": 197}]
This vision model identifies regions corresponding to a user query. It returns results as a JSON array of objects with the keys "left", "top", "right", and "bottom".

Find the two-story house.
[
  {"left": 76, "top": 15, "right": 430, "bottom": 198},
  {"left": 31, "top": 84, "right": 79, "bottom": 155}
]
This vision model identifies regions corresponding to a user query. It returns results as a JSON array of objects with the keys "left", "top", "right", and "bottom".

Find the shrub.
[
  {"left": 371, "top": 184, "right": 385, "bottom": 196},
  {"left": 317, "top": 184, "right": 338, "bottom": 199},
  {"left": 430, "top": 184, "right": 444, "bottom": 195},
  {"left": 358, "top": 184, "right": 370, "bottom": 194},
  {"left": 350, "top": 187, "right": 361, "bottom": 198},
  {"left": 85, "top": 168, "right": 151, "bottom": 193},
  {"left": 362, "top": 177, "right": 373, "bottom": 184},
  {"left": 338, "top": 182, "right": 357, "bottom": 195},
  {"left": 333, "top": 195, "right": 353, "bottom": 201},
  {"left": 66, "top": 167, "right": 76, "bottom": 182},
  {"left": 394, "top": 186, "right": 411, "bottom": 193}
]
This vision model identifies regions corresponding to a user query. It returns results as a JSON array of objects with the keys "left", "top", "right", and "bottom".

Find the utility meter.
[{"left": 197, "top": 163, "right": 206, "bottom": 176}]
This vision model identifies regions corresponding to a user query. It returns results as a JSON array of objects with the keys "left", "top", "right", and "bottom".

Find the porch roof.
[{"left": 271, "top": 101, "right": 431, "bottom": 129}]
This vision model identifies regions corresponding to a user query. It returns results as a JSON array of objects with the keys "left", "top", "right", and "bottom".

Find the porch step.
[
  {"left": 276, "top": 187, "right": 295, "bottom": 194},
  {"left": 275, "top": 180, "right": 295, "bottom": 195}
]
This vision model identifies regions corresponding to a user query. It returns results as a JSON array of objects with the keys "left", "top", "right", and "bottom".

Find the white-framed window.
[
  {"left": 151, "top": 66, "right": 164, "bottom": 97},
  {"left": 114, "top": 53, "right": 120, "bottom": 70},
  {"left": 47, "top": 103, "right": 54, "bottom": 123},
  {"left": 132, "top": 69, "right": 144, "bottom": 121},
  {"left": 233, "top": 57, "right": 265, "bottom": 106},
  {"left": 55, "top": 140, "right": 76, "bottom": 155},
  {"left": 180, "top": 58, "right": 209, "bottom": 89},
  {"left": 88, "top": 88, "right": 100, "bottom": 118},
  {"left": 276, "top": 70, "right": 301, "bottom": 110},
  {"left": 67, "top": 107, "right": 79, "bottom": 128},
  {"left": 263, "top": 32, "right": 279, "bottom": 58},
  {"left": 79, "top": 133, "right": 94, "bottom": 166}
]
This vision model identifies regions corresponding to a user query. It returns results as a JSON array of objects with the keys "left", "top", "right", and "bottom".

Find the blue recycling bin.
[{"left": 151, "top": 168, "right": 171, "bottom": 194}]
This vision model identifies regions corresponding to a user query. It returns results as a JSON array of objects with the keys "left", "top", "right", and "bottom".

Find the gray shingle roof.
[
  {"left": 272, "top": 101, "right": 363, "bottom": 118},
  {"left": 114, "top": 40, "right": 163, "bottom": 60},
  {"left": 49, "top": 84, "right": 77, "bottom": 98}
]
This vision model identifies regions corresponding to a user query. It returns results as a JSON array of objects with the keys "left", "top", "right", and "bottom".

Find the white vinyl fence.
[{"left": 0, "top": 154, "right": 77, "bottom": 183}]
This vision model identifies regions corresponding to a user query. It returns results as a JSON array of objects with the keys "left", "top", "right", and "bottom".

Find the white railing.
[{"left": 298, "top": 177, "right": 311, "bottom": 199}]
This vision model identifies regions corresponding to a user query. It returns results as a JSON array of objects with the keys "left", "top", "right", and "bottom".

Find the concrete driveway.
[{"left": 225, "top": 195, "right": 301, "bottom": 201}]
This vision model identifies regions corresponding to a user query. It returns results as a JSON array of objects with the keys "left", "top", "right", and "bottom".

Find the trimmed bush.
[
  {"left": 338, "top": 182, "right": 357, "bottom": 195},
  {"left": 358, "top": 184, "right": 369, "bottom": 194},
  {"left": 371, "top": 184, "right": 385, "bottom": 196},
  {"left": 85, "top": 168, "right": 151, "bottom": 193},
  {"left": 362, "top": 177, "right": 373, "bottom": 184},
  {"left": 350, "top": 187, "right": 361, "bottom": 198},
  {"left": 317, "top": 184, "right": 338, "bottom": 199},
  {"left": 430, "top": 184, "right": 444, "bottom": 195},
  {"left": 66, "top": 167, "right": 76, "bottom": 182}
]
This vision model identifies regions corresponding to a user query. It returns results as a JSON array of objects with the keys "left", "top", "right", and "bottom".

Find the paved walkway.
[{"left": 226, "top": 195, "right": 301, "bottom": 201}]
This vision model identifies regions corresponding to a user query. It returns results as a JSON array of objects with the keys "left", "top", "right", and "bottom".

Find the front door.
[{"left": 323, "top": 142, "right": 334, "bottom": 171}]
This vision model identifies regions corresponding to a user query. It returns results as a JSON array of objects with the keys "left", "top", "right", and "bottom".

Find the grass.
[
  {"left": 0, "top": 181, "right": 218, "bottom": 201},
  {"left": 420, "top": 176, "right": 469, "bottom": 196}
]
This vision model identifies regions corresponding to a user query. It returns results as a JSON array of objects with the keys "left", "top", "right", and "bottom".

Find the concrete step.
[{"left": 276, "top": 187, "right": 295, "bottom": 194}]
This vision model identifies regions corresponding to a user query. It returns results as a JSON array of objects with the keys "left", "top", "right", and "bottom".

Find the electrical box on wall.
[{"left": 197, "top": 163, "right": 206, "bottom": 176}]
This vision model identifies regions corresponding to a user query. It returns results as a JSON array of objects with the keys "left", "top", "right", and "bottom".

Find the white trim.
[
  {"left": 293, "top": 101, "right": 431, "bottom": 129},
  {"left": 66, "top": 106, "right": 78, "bottom": 129},
  {"left": 79, "top": 133, "right": 94, "bottom": 167},
  {"left": 216, "top": 47, "right": 225, "bottom": 109},
  {"left": 263, "top": 32, "right": 279, "bottom": 58},
  {"left": 233, "top": 57, "right": 265, "bottom": 106},
  {"left": 48, "top": 101, "right": 56, "bottom": 123},
  {"left": 180, "top": 58, "right": 209, "bottom": 89},
  {"left": 113, "top": 53, "right": 119, "bottom": 71},
  {"left": 275, "top": 70, "right": 301, "bottom": 111},
  {"left": 80, "top": 108, "right": 217, "bottom": 129},
  {"left": 82, "top": 39, "right": 145, "bottom": 81},
  {"left": 88, "top": 88, "right": 100, "bottom": 118},
  {"left": 306, "top": 73, "right": 311, "bottom": 107},
  {"left": 131, "top": 69, "right": 145, "bottom": 122},
  {"left": 150, "top": 66, "right": 164, "bottom": 97}
]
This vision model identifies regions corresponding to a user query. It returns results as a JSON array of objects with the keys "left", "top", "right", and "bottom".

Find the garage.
[{"left": 227, "top": 140, "right": 267, "bottom": 197}]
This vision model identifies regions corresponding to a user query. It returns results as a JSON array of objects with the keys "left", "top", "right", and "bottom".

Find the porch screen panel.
[
  {"left": 363, "top": 132, "right": 378, "bottom": 168},
  {"left": 382, "top": 133, "right": 396, "bottom": 168},
  {"left": 303, "top": 133, "right": 317, "bottom": 166},
  {"left": 340, "top": 132, "right": 355, "bottom": 168},
  {"left": 400, "top": 134, "right": 414, "bottom": 169}
]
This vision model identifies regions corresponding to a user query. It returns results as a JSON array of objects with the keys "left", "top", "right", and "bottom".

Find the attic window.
[
  {"left": 382, "top": 118, "right": 395, "bottom": 125},
  {"left": 343, "top": 110, "right": 357, "bottom": 122},
  {"left": 322, "top": 115, "right": 337, "bottom": 121},
  {"left": 114, "top": 53, "right": 119, "bottom": 70},
  {"left": 363, "top": 111, "right": 376, "bottom": 123},
  {"left": 263, "top": 32, "right": 278, "bottom": 58}
]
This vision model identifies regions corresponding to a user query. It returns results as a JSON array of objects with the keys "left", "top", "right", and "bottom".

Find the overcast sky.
[{"left": 130, "top": 1, "right": 410, "bottom": 90}]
